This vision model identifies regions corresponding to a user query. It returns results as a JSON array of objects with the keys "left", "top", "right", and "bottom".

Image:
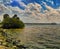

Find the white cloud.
[
  {"left": 0, "top": 4, "right": 12, "bottom": 13},
  {"left": 14, "top": 0, "right": 21, "bottom": 2},
  {"left": 19, "top": 2, "right": 26, "bottom": 7},
  {"left": 13, "top": 0, "right": 26, "bottom": 8},
  {"left": 7, "top": 6, "right": 24, "bottom": 13},
  {"left": 21, "top": 2, "right": 60, "bottom": 23},
  {"left": 56, "top": 7, "right": 60, "bottom": 12},
  {"left": 0, "top": 2, "right": 60, "bottom": 23},
  {"left": 46, "top": 0, "right": 54, "bottom": 5}
]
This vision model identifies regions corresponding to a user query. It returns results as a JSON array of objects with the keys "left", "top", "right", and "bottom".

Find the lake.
[{"left": 4, "top": 25, "right": 60, "bottom": 49}]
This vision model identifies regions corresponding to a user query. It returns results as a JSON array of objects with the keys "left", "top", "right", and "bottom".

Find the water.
[{"left": 4, "top": 25, "right": 60, "bottom": 49}]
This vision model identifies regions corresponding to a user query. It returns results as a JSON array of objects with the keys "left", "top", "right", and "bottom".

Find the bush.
[{"left": 2, "top": 14, "right": 25, "bottom": 29}]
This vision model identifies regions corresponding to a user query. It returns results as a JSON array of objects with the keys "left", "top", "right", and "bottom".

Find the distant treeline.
[{"left": 25, "top": 23, "right": 58, "bottom": 25}]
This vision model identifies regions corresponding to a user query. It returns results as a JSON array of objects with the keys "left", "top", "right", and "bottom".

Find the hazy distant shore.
[{"left": 25, "top": 23, "right": 60, "bottom": 25}]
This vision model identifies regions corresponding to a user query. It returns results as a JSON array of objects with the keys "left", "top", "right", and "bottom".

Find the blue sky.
[
  {"left": 0, "top": 0, "right": 60, "bottom": 23},
  {"left": 4, "top": 0, "right": 60, "bottom": 9}
]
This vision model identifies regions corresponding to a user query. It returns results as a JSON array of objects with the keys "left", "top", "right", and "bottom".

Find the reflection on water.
[{"left": 4, "top": 25, "right": 60, "bottom": 49}]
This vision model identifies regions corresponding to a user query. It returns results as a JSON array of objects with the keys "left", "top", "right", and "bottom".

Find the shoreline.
[{"left": 24, "top": 23, "right": 60, "bottom": 25}]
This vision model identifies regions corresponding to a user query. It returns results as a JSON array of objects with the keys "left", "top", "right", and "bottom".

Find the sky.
[
  {"left": 0, "top": 0, "right": 60, "bottom": 23},
  {"left": 1, "top": 0, "right": 60, "bottom": 9},
  {"left": 11, "top": 0, "right": 60, "bottom": 9}
]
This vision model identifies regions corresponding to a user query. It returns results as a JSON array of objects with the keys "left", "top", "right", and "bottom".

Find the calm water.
[{"left": 4, "top": 25, "right": 60, "bottom": 49}]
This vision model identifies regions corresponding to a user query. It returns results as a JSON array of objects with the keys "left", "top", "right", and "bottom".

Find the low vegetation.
[
  {"left": 1, "top": 14, "right": 25, "bottom": 29},
  {"left": 0, "top": 30, "right": 28, "bottom": 49}
]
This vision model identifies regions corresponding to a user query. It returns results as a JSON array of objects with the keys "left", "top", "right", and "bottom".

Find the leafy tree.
[
  {"left": 3, "top": 14, "right": 9, "bottom": 18},
  {"left": 13, "top": 14, "right": 17, "bottom": 18},
  {"left": 11, "top": 14, "right": 25, "bottom": 28},
  {"left": 2, "top": 14, "right": 25, "bottom": 29},
  {"left": 2, "top": 14, "right": 10, "bottom": 28}
]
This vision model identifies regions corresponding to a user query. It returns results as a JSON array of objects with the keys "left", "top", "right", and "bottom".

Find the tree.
[
  {"left": 3, "top": 14, "right": 9, "bottom": 19},
  {"left": 13, "top": 14, "right": 17, "bottom": 18},
  {"left": 2, "top": 14, "right": 10, "bottom": 28},
  {"left": 2, "top": 14, "right": 25, "bottom": 29},
  {"left": 11, "top": 14, "right": 25, "bottom": 28}
]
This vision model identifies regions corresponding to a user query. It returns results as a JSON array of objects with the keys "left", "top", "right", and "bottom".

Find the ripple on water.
[{"left": 4, "top": 25, "right": 60, "bottom": 49}]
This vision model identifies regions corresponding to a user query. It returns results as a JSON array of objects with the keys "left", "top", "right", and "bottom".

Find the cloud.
[
  {"left": 0, "top": 0, "right": 13, "bottom": 4},
  {"left": 0, "top": 2, "right": 60, "bottom": 23},
  {"left": 21, "top": 2, "right": 60, "bottom": 23},
  {"left": 46, "top": 0, "right": 54, "bottom": 5},
  {"left": 0, "top": 4, "right": 12, "bottom": 14},
  {"left": 18, "top": 2, "right": 26, "bottom": 7},
  {"left": 56, "top": 7, "right": 60, "bottom": 12}
]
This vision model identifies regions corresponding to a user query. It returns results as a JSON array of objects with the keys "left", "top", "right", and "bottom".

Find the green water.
[{"left": 3, "top": 25, "right": 60, "bottom": 49}]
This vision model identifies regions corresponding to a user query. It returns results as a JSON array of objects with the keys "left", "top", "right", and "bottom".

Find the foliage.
[{"left": 2, "top": 14, "right": 25, "bottom": 29}]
